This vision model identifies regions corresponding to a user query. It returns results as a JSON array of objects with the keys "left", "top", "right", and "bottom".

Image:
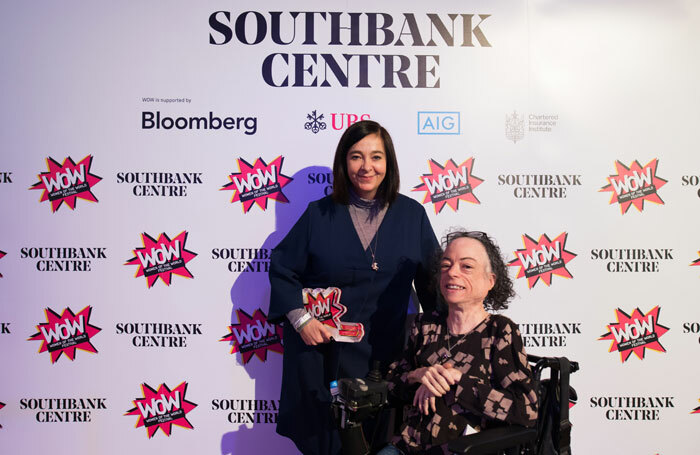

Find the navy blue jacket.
[{"left": 268, "top": 194, "right": 438, "bottom": 455}]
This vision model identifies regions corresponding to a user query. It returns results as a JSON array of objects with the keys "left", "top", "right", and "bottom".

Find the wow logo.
[
  {"left": 221, "top": 156, "right": 293, "bottom": 213},
  {"left": 692, "top": 400, "right": 700, "bottom": 414},
  {"left": 302, "top": 288, "right": 364, "bottom": 342},
  {"left": 220, "top": 309, "right": 283, "bottom": 364},
  {"left": 691, "top": 252, "right": 700, "bottom": 270},
  {"left": 508, "top": 233, "right": 577, "bottom": 288},
  {"left": 125, "top": 232, "right": 197, "bottom": 288},
  {"left": 599, "top": 159, "right": 667, "bottom": 214},
  {"left": 413, "top": 158, "right": 483, "bottom": 213},
  {"left": 0, "top": 250, "right": 5, "bottom": 278},
  {"left": 28, "top": 306, "right": 101, "bottom": 363},
  {"left": 599, "top": 306, "right": 669, "bottom": 362},
  {"left": 125, "top": 382, "right": 196, "bottom": 438},
  {"left": 30, "top": 156, "right": 102, "bottom": 212}
]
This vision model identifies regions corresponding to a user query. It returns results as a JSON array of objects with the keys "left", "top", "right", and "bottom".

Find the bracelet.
[{"left": 293, "top": 312, "right": 313, "bottom": 332}]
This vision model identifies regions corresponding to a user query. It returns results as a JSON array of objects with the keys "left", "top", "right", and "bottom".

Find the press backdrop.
[{"left": 1, "top": 1, "right": 699, "bottom": 454}]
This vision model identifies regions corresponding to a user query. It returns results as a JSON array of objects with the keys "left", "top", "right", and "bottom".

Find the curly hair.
[{"left": 435, "top": 230, "right": 516, "bottom": 311}]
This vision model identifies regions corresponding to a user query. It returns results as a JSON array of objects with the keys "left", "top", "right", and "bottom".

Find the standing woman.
[{"left": 268, "top": 120, "right": 439, "bottom": 455}]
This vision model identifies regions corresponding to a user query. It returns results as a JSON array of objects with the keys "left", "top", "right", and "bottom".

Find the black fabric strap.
[{"left": 557, "top": 357, "right": 572, "bottom": 455}]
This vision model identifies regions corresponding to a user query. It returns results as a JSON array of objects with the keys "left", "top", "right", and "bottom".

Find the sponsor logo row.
[
  {"left": 134, "top": 109, "right": 538, "bottom": 137},
  {"left": 5, "top": 154, "right": 700, "bottom": 214},
  {"left": 2, "top": 305, "right": 700, "bottom": 365},
  {"left": 0, "top": 390, "right": 698, "bottom": 437}
]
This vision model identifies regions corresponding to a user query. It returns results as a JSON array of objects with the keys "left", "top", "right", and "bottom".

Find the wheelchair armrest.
[{"left": 447, "top": 425, "right": 537, "bottom": 454}]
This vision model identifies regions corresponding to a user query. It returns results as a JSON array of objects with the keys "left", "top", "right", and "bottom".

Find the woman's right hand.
[{"left": 299, "top": 318, "right": 333, "bottom": 345}]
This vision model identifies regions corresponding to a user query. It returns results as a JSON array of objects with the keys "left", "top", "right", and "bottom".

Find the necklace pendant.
[{"left": 371, "top": 262, "right": 379, "bottom": 271}]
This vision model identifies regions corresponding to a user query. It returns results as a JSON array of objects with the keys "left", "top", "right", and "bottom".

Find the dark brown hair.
[{"left": 331, "top": 120, "right": 400, "bottom": 205}]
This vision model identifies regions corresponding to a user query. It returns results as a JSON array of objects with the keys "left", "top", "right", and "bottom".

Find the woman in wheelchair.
[{"left": 380, "top": 231, "right": 538, "bottom": 455}]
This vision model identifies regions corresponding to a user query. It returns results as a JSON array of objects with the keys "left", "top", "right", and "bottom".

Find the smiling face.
[
  {"left": 440, "top": 237, "right": 496, "bottom": 308},
  {"left": 345, "top": 133, "right": 387, "bottom": 200}
]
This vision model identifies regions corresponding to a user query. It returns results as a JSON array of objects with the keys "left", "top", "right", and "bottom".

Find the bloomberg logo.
[
  {"left": 417, "top": 111, "right": 460, "bottom": 135},
  {"left": 142, "top": 111, "right": 258, "bottom": 135}
]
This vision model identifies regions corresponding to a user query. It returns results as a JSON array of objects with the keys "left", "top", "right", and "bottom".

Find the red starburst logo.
[
  {"left": 599, "top": 159, "right": 667, "bottom": 214},
  {"left": 302, "top": 288, "right": 364, "bottom": 341},
  {"left": 692, "top": 399, "right": 700, "bottom": 415},
  {"left": 691, "top": 252, "right": 700, "bottom": 268},
  {"left": 599, "top": 307, "right": 669, "bottom": 362},
  {"left": 0, "top": 250, "right": 5, "bottom": 278},
  {"left": 125, "top": 232, "right": 197, "bottom": 288},
  {"left": 412, "top": 158, "right": 484, "bottom": 213},
  {"left": 220, "top": 309, "right": 283, "bottom": 364},
  {"left": 29, "top": 155, "right": 102, "bottom": 212},
  {"left": 125, "top": 382, "right": 197, "bottom": 438},
  {"left": 28, "top": 306, "right": 101, "bottom": 363},
  {"left": 221, "top": 156, "right": 293, "bottom": 213},
  {"left": 508, "top": 233, "right": 577, "bottom": 288}
]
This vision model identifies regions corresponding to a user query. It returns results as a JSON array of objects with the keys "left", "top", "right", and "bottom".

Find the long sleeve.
[
  {"left": 451, "top": 319, "right": 538, "bottom": 427},
  {"left": 413, "top": 208, "right": 439, "bottom": 313},
  {"left": 386, "top": 314, "right": 423, "bottom": 401},
  {"left": 267, "top": 205, "right": 312, "bottom": 323}
]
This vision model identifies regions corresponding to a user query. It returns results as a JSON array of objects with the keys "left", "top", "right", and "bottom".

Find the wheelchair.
[{"left": 447, "top": 354, "right": 579, "bottom": 455}]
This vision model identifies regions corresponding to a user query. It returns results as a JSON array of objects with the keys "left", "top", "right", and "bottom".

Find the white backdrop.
[{"left": 1, "top": 1, "right": 699, "bottom": 454}]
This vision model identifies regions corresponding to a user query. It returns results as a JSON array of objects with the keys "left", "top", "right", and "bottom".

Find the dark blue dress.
[{"left": 268, "top": 194, "right": 438, "bottom": 455}]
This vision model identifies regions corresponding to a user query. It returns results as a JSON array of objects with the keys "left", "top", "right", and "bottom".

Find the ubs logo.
[
  {"left": 304, "top": 111, "right": 370, "bottom": 134},
  {"left": 417, "top": 111, "right": 460, "bottom": 134}
]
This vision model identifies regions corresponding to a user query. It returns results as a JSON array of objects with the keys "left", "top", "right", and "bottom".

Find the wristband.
[{"left": 293, "top": 312, "right": 313, "bottom": 332}]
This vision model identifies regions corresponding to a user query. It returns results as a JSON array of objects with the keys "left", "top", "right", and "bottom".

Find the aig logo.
[{"left": 417, "top": 111, "right": 460, "bottom": 135}]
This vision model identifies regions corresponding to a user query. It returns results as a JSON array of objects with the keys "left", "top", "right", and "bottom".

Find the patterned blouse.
[{"left": 386, "top": 311, "right": 538, "bottom": 454}]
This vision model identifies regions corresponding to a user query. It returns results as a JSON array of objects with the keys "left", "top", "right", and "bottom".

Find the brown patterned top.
[{"left": 386, "top": 312, "right": 538, "bottom": 454}]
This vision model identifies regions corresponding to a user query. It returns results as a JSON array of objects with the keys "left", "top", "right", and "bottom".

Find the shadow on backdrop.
[{"left": 220, "top": 165, "right": 332, "bottom": 455}]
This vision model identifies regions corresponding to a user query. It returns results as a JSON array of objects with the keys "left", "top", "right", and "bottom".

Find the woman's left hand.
[{"left": 413, "top": 384, "right": 437, "bottom": 415}]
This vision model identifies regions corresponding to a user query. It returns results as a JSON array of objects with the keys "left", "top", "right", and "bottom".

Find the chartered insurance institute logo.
[
  {"left": 599, "top": 306, "right": 669, "bottom": 362},
  {"left": 125, "top": 382, "right": 197, "bottom": 438},
  {"left": 508, "top": 232, "right": 577, "bottom": 289},
  {"left": 28, "top": 306, "right": 101, "bottom": 364},
  {"left": 505, "top": 111, "right": 525, "bottom": 143},
  {"left": 125, "top": 232, "right": 197, "bottom": 288},
  {"left": 220, "top": 308, "right": 283, "bottom": 364},
  {"left": 30, "top": 155, "right": 102, "bottom": 212},
  {"left": 599, "top": 159, "right": 667, "bottom": 214},
  {"left": 221, "top": 156, "right": 293, "bottom": 213},
  {"left": 412, "top": 158, "right": 483, "bottom": 213}
]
